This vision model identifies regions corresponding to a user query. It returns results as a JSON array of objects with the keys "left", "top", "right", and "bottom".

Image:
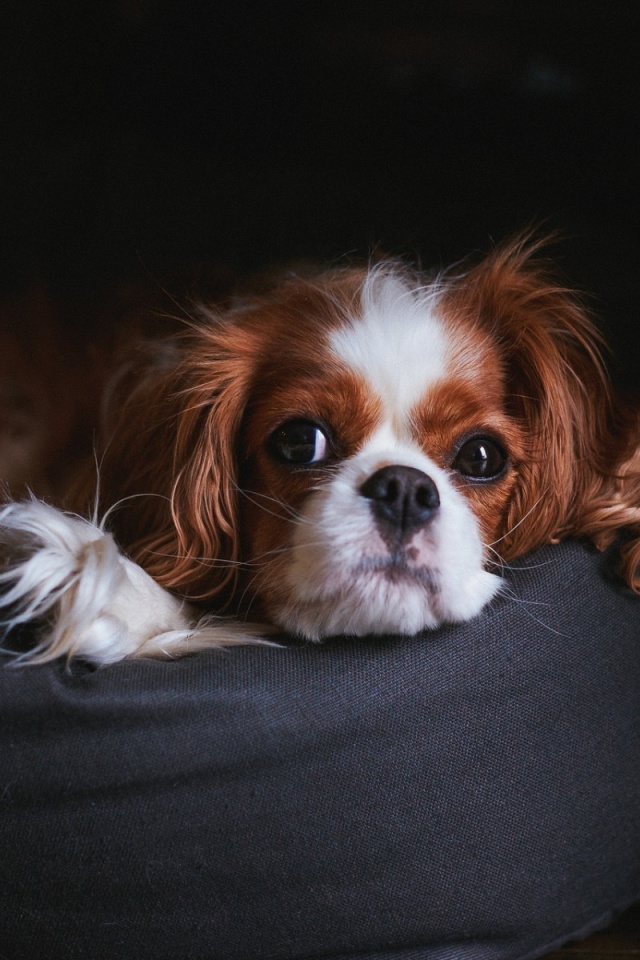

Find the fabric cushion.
[{"left": 0, "top": 539, "right": 639, "bottom": 960}]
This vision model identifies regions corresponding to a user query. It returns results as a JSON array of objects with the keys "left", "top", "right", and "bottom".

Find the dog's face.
[
  {"left": 238, "top": 267, "right": 524, "bottom": 636},
  {"left": 99, "top": 238, "right": 638, "bottom": 638}
]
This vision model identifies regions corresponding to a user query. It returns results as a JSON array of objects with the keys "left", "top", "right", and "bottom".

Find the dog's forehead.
[{"left": 328, "top": 269, "right": 461, "bottom": 419}]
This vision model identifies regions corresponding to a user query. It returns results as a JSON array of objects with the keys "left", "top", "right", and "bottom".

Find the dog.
[{"left": 0, "top": 235, "right": 638, "bottom": 663}]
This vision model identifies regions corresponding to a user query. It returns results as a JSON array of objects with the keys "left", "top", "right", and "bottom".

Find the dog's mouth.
[{"left": 353, "top": 553, "right": 441, "bottom": 593}]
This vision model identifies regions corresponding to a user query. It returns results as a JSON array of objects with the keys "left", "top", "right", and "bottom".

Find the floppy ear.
[
  {"left": 92, "top": 313, "right": 260, "bottom": 605},
  {"left": 449, "top": 235, "right": 640, "bottom": 589}
]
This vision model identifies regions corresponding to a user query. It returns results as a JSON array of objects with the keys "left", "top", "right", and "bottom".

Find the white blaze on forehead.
[{"left": 329, "top": 267, "right": 452, "bottom": 425}]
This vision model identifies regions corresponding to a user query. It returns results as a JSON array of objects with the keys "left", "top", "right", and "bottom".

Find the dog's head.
[{"left": 97, "top": 237, "right": 640, "bottom": 637}]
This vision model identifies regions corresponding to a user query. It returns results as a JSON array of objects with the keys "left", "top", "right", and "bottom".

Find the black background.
[{"left": 1, "top": 0, "right": 639, "bottom": 388}]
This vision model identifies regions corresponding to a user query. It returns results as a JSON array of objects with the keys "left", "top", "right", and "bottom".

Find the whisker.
[
  {"left": 98, "top": 491, "right": 172, "bottom": 532},
  {"left": 500, "top": 557, "right": 561, "bottom": 572},
  {"left": 236, "top": 486, "right": 311, "bottom": 525},
  {"left": 138, "top": 548, "right": 250, "bottom": 570},
  {"left": 487, "top": 494, "right": 546, "bottom": 547},
  {"left": 501, "top": 588, "right": 569, "bottom": 637},
  {"left": 484, "top": 542, "right": 507, "bottom": 575},
  {"left": 236, "top": 563, "right": 277, "bottom": 620},
  {"left": 138, "top": 540, "right": 300, "bottom": 572}
]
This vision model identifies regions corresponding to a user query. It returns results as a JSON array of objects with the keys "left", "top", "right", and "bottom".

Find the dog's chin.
[{"left": 267, "top": 560, "right": 502, "bottom": 642}]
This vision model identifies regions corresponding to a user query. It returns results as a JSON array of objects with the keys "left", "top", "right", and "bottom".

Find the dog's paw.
[{"left": 0, "top": 499, "right": 268, "bottom": 664}]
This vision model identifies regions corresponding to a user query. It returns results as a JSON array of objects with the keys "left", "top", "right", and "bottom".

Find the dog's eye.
[
  {"left": 453, "top": 436, "right": 507, "bottom": 481},
  {"left": 269, "top": 420, "right": 330, "bottom": 465}
]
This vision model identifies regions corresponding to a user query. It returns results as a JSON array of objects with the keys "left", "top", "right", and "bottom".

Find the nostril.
[
  {"left": 360, "top": 465, "right": 440, "bottom": 534},
  {"left": 380, "top": 478, "right": 399, "bottom": 505},
  {"left": 416, "top": 482, "right": 439, "bottom": 510}
]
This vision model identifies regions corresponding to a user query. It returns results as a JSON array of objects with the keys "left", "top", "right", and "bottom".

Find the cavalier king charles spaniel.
[{"left": 1, "top": 236, "right": 638, "bottom": 663}]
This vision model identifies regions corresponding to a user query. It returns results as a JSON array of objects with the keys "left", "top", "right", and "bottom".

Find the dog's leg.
[{"left": 0, "top": 500, "right": 267, "bottom": 664}]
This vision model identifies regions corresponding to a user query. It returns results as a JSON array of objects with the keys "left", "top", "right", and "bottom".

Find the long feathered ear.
[
  {"left": 90, "top": 311, "right": 261, "bottom": 605},
  {"left": 446, "top": 234, "right": 640, "bottom": 589}
]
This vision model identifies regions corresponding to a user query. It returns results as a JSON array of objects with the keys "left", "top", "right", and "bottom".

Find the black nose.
[{"left": 359, "top": 465, "right": 440, "bottom": 535}]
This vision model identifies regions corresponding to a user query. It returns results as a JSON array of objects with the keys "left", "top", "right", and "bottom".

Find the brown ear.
[
  {"left": 94, "top": 315, "right": 260, "bottom": 604},
  {"left": 447, "top": 235, "right": 640, "bottom": 585}
]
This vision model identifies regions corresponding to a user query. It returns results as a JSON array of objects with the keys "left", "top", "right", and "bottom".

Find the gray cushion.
[{"left": 0, "top": 540, "right": 639, "bottom": 959}]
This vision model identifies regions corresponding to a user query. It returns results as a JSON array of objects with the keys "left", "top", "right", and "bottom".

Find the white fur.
[
  {"left": 330, "top": 268, "right": 450, "bottom": 426},
  {"left": 0, "top": 500, "right": 266, "bottom": 664}
]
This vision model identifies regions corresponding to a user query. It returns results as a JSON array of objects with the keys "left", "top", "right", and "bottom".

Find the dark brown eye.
[
  {"left": 453, "top": 436, "right": 507, "bottom": 481},
  {"left": 269, "top": 420, "right": 330, "bottom": 465}
]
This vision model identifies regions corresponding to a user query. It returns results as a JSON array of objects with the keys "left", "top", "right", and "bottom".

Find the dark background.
[{"left": 1, "top": 0, "right": 639, "bottom": 389}]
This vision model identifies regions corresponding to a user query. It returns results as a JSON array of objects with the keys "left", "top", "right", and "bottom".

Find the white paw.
[{"left": 0, "top": 499, "right": 267, "bottom": 664}]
